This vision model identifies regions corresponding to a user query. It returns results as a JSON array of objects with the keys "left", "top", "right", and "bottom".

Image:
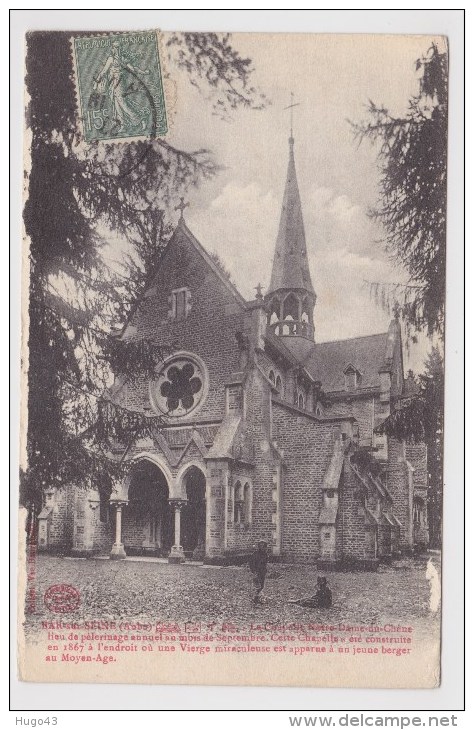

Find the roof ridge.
[
  {"left": 315, "top": 331, "right": 388, "bottom": 346},
  {"left": 300, "top": 328, "right": 392, "bottom": 391},
  {"left": 178, "top": 221, "right": 247, "bottom": 307}
]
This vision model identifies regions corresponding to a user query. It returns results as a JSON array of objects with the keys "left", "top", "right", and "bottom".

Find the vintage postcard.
[{"left": 18, "top": 30, "right": 446, "bottom": 688}]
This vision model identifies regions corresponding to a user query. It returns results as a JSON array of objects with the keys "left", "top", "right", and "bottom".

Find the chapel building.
[{"left": 38, "top": 136, "right": 429, "bottom": 568}]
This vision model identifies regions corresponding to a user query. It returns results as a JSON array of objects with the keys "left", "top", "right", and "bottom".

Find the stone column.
[
  {"left": 110, "top": 500, "right": 127, "bottom": 559},
  {"left": 81, "top": 489, "right": 101, "bottom": 555},
  {"left": 279, "top": 298, "right": 284, "bottom": 335},
  {"left": 297, "top": 297, "right": 302, "bottom": 335},
  {"left": 205, "top": 460, "right": 227, "bottom": 562},
  {"left": 72, "top": 488, "right": 100, "bottom": 557},
  {"left": 168, "top": 500, "right": 186, "bottom": 564}
]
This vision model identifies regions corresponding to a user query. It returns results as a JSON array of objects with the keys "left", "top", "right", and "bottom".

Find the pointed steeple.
[
  {"left": 266, "top": 137, "right": 316, "bottom": 341},
  {"left": 268, "top": 137, "right": 315, "bottom": 297}
]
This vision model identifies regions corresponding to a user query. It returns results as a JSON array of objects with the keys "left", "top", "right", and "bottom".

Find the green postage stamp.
[{"left": 72, "top": 31, "right": 168, "bottom": 142}]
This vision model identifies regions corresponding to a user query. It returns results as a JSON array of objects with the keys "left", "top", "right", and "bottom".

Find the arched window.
[
  {"left": 269, "top": 370, "right": 276, "bottom": 385},
  {"left": 298, "top": 393, "right": 305, "bottom": 410},
  {"left": 275, "top": 374, "right": 282, "bottom": 395},
  {"left": 301, "top": 297, "right": 310, "bottom": 323},
  {"left": 151, "top": 352, "right": 208, "bottom": 418},
  {"left": 283, "top": 293, "right": 299, "bottom": 321},
  {"left": 244, "top": 483, "right": 252, "bottom": 524},
  {"left": 268, "top": 297, "right": 280, "bottom": 327},
  {"left": 413, "top": 497, "right": 424, "bottom": 526},
  {"left": 234, "top": 481, "right": 244, "bottom": 524},
  {"left": 281, "top": 294, "right": 298, "bottom": 335}
]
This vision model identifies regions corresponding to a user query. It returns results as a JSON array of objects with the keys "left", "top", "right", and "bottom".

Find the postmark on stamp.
[{"left": 71, "top": 31, "right": 167, "bottom": 143}]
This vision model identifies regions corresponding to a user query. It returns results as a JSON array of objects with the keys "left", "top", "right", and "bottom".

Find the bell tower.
[{"left": 265, "top": 134, "right": 316, "bottom": 341}]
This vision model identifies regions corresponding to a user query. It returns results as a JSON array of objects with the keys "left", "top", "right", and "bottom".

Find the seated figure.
[{"left": 290, "top": 576, "right": 332, "bottom": 608}]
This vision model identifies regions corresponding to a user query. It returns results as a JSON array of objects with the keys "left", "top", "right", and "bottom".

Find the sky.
[{"left": 164, "top": 33, "right": 442, "bottom": 372}]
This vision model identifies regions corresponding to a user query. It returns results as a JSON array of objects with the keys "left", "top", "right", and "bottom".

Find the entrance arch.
[
  {"left": 180, "top": 465, "right": 206, "bottom": 560},
  {"left": 122, "top": 459, "right": 173, "bottom": 556}
]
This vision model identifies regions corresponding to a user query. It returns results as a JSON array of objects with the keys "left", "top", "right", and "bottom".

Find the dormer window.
[
  {"left": 344, "top": 364, "right": 361, "bottom": 391},
  {"left": 170, "top": 287, "right": 191, "bottom": 320},
  {"left": 345, "top": 370, "right": 357, "bottom": 391}
]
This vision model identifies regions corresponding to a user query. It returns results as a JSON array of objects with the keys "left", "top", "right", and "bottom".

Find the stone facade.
[
  {"left": 37, "top": 485, "right": 74, "bottom": 553},
  {"left": 39, "top": 138, "right": 428, "bottom": 567}
]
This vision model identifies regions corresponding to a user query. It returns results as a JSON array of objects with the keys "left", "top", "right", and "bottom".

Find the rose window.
[{"left": 150, "top": 354, "right": 207, "bottom": 418}]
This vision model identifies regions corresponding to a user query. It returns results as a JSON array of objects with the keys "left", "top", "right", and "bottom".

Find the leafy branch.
[{"left": 350, "top": 43, "right": 447, "bottom": 338}]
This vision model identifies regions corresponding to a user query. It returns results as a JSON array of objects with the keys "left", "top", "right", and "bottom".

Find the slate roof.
[
  {"left": 206, "top": 416, "right": 241, "bottom": 460},
  {"left": 264, "top": 329, "right": 300, "bottom": 366},
  {"left": 284, "top": 332, "right": 390, "bottom": 393}
]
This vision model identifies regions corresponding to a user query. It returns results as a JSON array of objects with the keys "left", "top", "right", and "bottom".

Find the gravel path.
[{"left": 23, "top": 554, "right": 440, "bottom": 639}]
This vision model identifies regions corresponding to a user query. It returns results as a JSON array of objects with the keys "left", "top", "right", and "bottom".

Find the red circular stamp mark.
[{"left": 44, "top": 584, "right": 81, "bottom": 613}]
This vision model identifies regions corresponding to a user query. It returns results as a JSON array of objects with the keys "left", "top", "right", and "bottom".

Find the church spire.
[
  {"left": 266, "top": 136, "right": 316, "bottom": 341},
  {"left": 268, "top": 136, "right": 315, "bottom": 296}
]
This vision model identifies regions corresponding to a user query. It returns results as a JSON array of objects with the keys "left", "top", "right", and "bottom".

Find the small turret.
[{"left": 265, "top": 136, "right": 316, "bottom": 341}]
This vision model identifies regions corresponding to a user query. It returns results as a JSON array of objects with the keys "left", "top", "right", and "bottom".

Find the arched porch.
[
  {"left": 120, "top": 459, "right": 173, "bottom": 557},
  {"left": 180, "top": 465, "right": 207, "bottom": 560},
  {"left": 109, "top": 456, "right": 208, "bottom": 563}
]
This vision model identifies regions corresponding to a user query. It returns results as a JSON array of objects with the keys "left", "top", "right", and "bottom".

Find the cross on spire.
[
  {"left": 175, "top": 197, "right": 189, "bottom": 221},
  {"left": 255, "top": 283, "right": 264, "bottom": 300},
  {"left": 284, "top": 91, "right": 300, "bottom": 141}
]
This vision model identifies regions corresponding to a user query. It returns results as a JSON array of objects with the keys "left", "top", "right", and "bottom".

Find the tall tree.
[
  {"left": 379, "top": 347, "right": 444, "bottom": 548},
  {"left": 352, "top": 42, "right": 447, "bottom": 547},
  {"left": 351, "top": 42, "right": 447, "bottom": 340},
  {"left": 22, "top": 32, "right": 265, "bottom": 512}
]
